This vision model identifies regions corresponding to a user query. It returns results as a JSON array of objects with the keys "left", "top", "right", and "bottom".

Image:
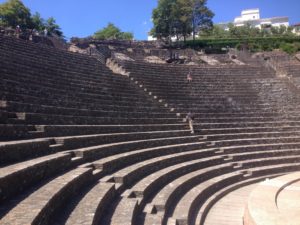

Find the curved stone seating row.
[
  {"left": 0, "top": 129, "right": 192, "bottom": 165},
  {"left": 0, "top": 80, "right": 154, "bottom": 107},
  {"left": 244, "top": 171, "right": 300, "bottom": 225},
  {"left": 36, "top": 124, "right": 189, "bottom": 137},
  {"left": 65, "top": 181, "right": 116, "bottom": 225},
  {"left": 0, "top": 134, "right": 200, "bottom": 202},
  {"left": 0, "top": 167, "right": 93, "bottom": 225},
  {"left": 2, "top": 127, "right": 300, "bottom": 204},
  {"left": 62, "top": 147, "right": 294, "bottom": 224},
  {"left": 196, "top": 173, "right": 283, "bottom": 225},
  {"left": 57, "top": 133, "right": 298, "bottom": 224},
  {"left": 10, "top": 112, "right": 181, "bottom": 125},
  {"left": 0, "top": 152, "right": 73, "bottom": 203},
  {"left": 171, "top": 162, "right": 298, "bottom": 225},
  {"left": 0, "top": 138, "right": 51, "bottom": 165},
  {"left": 0, "top": 93, "right": 165, "bottom": 114},
  {"left": 2, "top": 100, "right": 172, "bottom": 118},
  {"left": 143, "top": 163, "right": 300, "bottom": 225},
  {"left": 0, "top": 36, "right": 99, "bottom": 69},
  {"left": 123, "top": 61, "right": 273, "bottom": 76},
  {"left": 0, "top": 65, "right": 143, "bottom": 97}
]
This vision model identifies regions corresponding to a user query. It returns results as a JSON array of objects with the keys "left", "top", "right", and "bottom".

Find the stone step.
[
  {"left": 65, "top": 181, "right": 116, "bottom": 225},
  {"left": 0, "top": 152, "right": 73, "bottom": 203},
  {"left": 0, "top": 167, "right": 94, "bottom": 225},
  {"left": 0, "top": 139, "right": 51, "bottom": 165}
]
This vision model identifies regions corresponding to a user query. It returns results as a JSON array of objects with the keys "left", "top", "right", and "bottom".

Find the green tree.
[
  {"left": 118, "top": 32, "right": 134, "bottom": 40},
  {"left": 31, "top": 12, "right": 44, "bottom": 31},
  {"left": 151, "top": 0, "right": 214, "bottom": 41},
  {"left": 94, "top": 23, "right": 133, "bottom": 40},
  {"left": 201, "top": 24, "right": 229, "bottom": 38},
  {"left": 0, "top": 0, "right": 32, "bottom": 28},
  {"left": 44, "top": 17, "right": 63, "bottom": 37},
  {"left": 191, "top": 0, "right": 214, "bottom": 40},
  {"left": 151, "top": 0, "right": 177, "bottom": 40},
  {"left": 174, "top": 0, "right": 193, "bottom": 41}
]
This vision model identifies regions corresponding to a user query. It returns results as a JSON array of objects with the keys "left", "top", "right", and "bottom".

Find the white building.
[
  {"left": 220, "top": 9, "right": 289, "bottom": 30},
  {"left": 292, "top": 23, "right": 300, "bottom": 35}
]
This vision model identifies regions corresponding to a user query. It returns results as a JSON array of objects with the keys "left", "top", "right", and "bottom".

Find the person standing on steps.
[
  {"left": 186, "top": 112, "right": 195, "bottom": 134},
  {"left": 187, "top": 69, "right": 193, "bottom": 82},
  {"left": 44, "top": 28, "right": 48, "bottom": 37},
  {"left": 15, "top": 25, "right": 21, "bottom": 38}
]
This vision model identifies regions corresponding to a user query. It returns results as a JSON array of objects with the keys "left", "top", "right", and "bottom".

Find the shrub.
[{"left": 280, "top": 43, "right": 298, "bottom": 54}]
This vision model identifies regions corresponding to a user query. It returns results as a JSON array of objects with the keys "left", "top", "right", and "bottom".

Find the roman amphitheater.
[{"left": 1, "top": 33, "right": 300, "bottom": 225}]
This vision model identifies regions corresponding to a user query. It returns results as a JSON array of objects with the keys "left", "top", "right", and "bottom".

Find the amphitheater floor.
[{"left": 203, "top": 183, "right": 258, "bottom": 225}]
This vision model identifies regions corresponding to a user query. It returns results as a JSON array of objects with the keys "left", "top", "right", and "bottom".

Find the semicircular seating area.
[
  {"left": 1, "top": 35, "right": 300, "bottom": 225},
  {"left": 244, "top": 172, "right": 300, "bottom": 225}
]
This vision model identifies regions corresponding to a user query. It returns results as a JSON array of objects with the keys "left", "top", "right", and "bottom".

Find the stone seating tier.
[{"left": 2, "top": 35, "right": 300, "bottom": 225}]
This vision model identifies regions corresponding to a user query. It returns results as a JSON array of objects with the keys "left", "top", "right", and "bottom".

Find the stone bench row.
[
  {"left": 114, "top": 159, "right": 300, "bottom": 225},
  {"left": 0, "top": 129, "right": 191, "bottom": 165},
  {"left": 127, "top": 76, "right": 283, "bottom": 94},
  {"left": 0, "top": 50, "right": 102, "bottom": 78},
  {"left": 0, "top": 72, "right": 145, "bottom": 99},
  {"left": 36, "top": 124, "right": 189, "bottom": 137},
  {"left": 127, "top": 71, "right": 272, "bottom": 83},
  {"left": 5, "top": 100, "right": 292, "bottom": 119},
  {"left": 198, "top": 122, "right": 300, "bottom": 134},
  {"left": 123, "top": 62, "right": 270, "bottom": 73},
  {"left": 0, "top": 124, "right": 41, "bottom": 141},
  {"left": 196, "top": 173, "right": 283, "bottom": 225},
  {"left": 0, "top": 85, "right": 155, "bottom": 109},
  {"left": 3, "top": 100, "right": 172, "bottom": 119},
  {"left": 0, "top": 92, "right": 166, "bottom": 114},
  {"left": 0, "top": 71, "right": 144, "bottom": 99},
  {"left": 124, "top": 65, "right": 274, "bottom": 79},
  {"left": 2, "top": 136, "right": 300, "bottom": 223},
  {"left": 0, "top": 135, "right": 200, "bottom": 202},
  {"left": 35, "top": 121, "right": 300, "bottom": 138},
  {"left": 0, "top": 38, "right": 101, "bottom": 70},
  {"left": 12, "top": 112, "right": 181, "bottom": 125},
  {"left": 0, "top": 138, "right": 51, "bottom": 165},
  {"left": 3, "top": 122, "right": 300, "bottom": 166},
  {"left": 106, "top": 145, "right": 300, "bottom": 197},
  {"left": 0, "top": 56, "right": 114, "bottom": 90},
  {"left": 15, "top": 110, "right": 299, "bottom": 126},
  {"left": 168, "top": 162, "right": 300, "bottom": 225},
  {"left": 0, "top": 167, "right": 94, "bottom": 225},
  {"left": 0, "top": 35, "right": 97, "bottom": 64},
  {"left": 12, "top": 143, "right": 292, "bottom": 224}
]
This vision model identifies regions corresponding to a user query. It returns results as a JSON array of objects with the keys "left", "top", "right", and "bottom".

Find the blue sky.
[{"left": 1, "top": 0, "right": 299, "bottom": 40}]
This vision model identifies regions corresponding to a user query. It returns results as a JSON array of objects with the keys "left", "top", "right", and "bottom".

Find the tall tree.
[
  {"left": 94, "top": 23, "right": 134, "bottom": 40},
  {"left": 151, "top": 0, "right": 177, "bottom": 41},
  {"left": 44, "top": 17, "right": 63, "bottom": 37},
  {"left": 151, "top": 0, "right": 214, "bottom": 41},
  {"left": 191, "top": 0, "right": 214, "bottom": 40},
  {"left": 174, "top": 0, "right": 193, "bottom": 41},
  {"left": 0, "top": 0, "right": 32, "bottom": 28},
  {"left": 31, "top": 12, "right": 44, "bottom": 31}
]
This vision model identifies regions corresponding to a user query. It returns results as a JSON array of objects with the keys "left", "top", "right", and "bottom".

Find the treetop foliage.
[
  {"left": 0, "top": 0, "right": 63, "bottom": 37},
  {"left": 200, "top": 23, "right": 297, "bottom": 39},
  {"left": 93, "top": 23, "right": 134, "bottom": 40},
  {"left": 151, "top": 0, "right": 214, "bottom": 41}
]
